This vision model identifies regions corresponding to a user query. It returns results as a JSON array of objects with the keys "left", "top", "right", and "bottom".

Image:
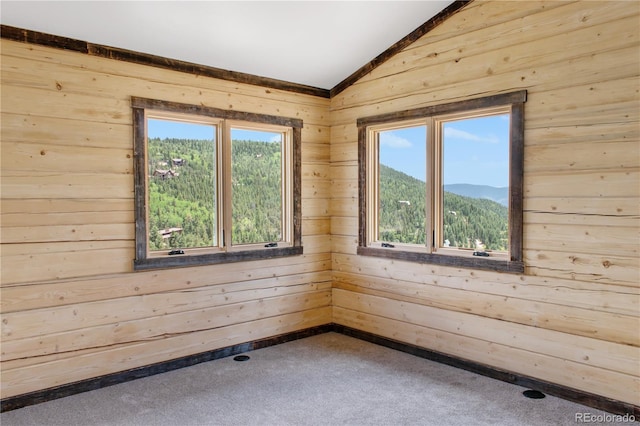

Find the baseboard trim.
[
  {"left": 2, "top": 323, "right": 638, "bottom": 418},
  {"left": 0, "top": 324, "right": 332, "bottom": 412},
  {"left": 332, "top": 324, "right": 640, "bottom": 418}
]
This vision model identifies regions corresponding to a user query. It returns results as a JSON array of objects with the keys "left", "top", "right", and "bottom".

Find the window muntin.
[
  {"left": 132, "top": 97, "right": 302, "bottom": 271},
  {"left": 358, "top": 91, "right": 525, "bottom": 273}
]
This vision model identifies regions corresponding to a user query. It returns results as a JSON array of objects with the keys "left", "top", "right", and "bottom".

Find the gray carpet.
[{"left": 1, "top": 333, "right": 629, "bottom": 425}]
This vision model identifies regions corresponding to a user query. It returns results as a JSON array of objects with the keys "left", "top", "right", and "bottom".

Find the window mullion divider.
[
  {"left": 371, "top": 131, "right": 379, "bottom": 245},
  {"left": 283, "top": 128, "right": 293, "bottom": 245},
  {"left": 216, "top": 120, "right": 226, "bottom": 249},
  {"left": 222, "top": 120, "right": 233, "bottom": 251},
  {"left": 427, "top": 117, "right": 436, "bottom": 253}
]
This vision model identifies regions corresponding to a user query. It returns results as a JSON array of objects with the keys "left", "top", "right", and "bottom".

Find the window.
[
  {"left": 132, "top": 97, "right": 302, "bottom": 270},
  {"left": 358, "top": 91, "right": 526, "bottom": 273}
]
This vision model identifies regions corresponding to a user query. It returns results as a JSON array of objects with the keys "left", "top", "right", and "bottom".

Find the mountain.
[
  {"left": 147, "top": 137, "right": 283, "bottom": 250},
  {"left": 380, "top": 165, "right": 508, "bottom": 251},
  {"left": 444, "top": 184, "right": 509, "bottom": 207}
]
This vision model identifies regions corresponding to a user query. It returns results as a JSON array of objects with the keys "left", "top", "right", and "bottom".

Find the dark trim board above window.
[
  {"left": 357, "top": 91, "right": 526, "bottom": 274},
  {"left": 330, "top": 0, "right": 470, "bottom": 97},
  {"left": 132, "top": 97, "right": 303, "bottom": 271},
  {"left": 0, "top": 25, "right": 329, "bottom": 98}
]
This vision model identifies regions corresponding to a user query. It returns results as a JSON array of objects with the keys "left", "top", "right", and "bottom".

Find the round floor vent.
[
  {"left": 523, "top": 390, "right": 546, "bottom": 399},
  {"left": 233, "top": 355, "right": 250, "bottom": 362}
]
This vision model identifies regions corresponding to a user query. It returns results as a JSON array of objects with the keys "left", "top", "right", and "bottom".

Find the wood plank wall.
[
  {"left": 1, "top": 0, "right": 639, "bottom": 409},
  {"left": 330, "top": 0, "right": 640, "bottom": 406},
  {"left": 0, "top": 39, "right": 332, "bottom": 398}
]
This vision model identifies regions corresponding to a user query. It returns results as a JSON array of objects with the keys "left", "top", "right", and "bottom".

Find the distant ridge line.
[{"left": 444, "top": 183, "right": 509, "bottom": 207}]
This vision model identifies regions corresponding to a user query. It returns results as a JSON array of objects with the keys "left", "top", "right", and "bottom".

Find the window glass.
[
  {"left": 441, "top": 114, "right": 509, "bottom": 252},
  {"left": 147, "top": 118, "right": 216, "bottom": 251},
  {"left": 378, "top": 125, "right": 427, "bottom": 245},
  {"left": 231, "top": 128, "right": 283, "bottom": 245},
  {"left": 132, "top": 97, "right": 303, "bottom": 271},
  {"left": 357, "top": 90, "right": 526, "bottom": 273}
]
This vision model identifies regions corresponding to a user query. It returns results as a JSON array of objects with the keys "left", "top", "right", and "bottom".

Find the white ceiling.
[{"left": 0, "top": 1, "right": 451, "bottom": 90}]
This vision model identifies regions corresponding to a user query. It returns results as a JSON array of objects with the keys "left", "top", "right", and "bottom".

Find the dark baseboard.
[
  {"left": 0, "top": 324, "right": 332, "bottom": 412},
  {"left": 2, "top": 322, "right": 638, "bottom": 419},
  {"left": 333, "top": 324, "right": 640, "bottom": 419}
]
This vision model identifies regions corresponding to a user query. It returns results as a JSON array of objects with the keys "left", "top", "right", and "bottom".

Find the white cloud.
[
  {"left": 444, "top": 127, "right": 500, "bottom": 144},
  {"left": 380, "top": 132, "right": 412, "bottom": 148}
]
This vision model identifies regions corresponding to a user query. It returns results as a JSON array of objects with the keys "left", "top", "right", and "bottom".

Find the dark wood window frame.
[
  {"left": 132, "top": 97, "right": 303, "bottom": 271},
  {"left": 357, "top": 91, "right": 526, "bottom": 274}
]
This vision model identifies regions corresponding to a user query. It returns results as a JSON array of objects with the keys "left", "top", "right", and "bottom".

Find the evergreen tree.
[{"left": 379, "top": 164, "right": 508, "bottom": 251}]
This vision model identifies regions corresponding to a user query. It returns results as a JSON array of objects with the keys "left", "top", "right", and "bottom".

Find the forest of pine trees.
[
  {"left": 147, "top": 137, "right": 282, "bottom": 251},
  {"left": 379, "top": 164, "right": 508, "bottom": 251},
  {"left": 147, "top": 139, "right": 506, "bottom": 253}
]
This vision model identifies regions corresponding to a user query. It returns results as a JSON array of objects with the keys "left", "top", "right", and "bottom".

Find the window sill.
[
  {"left": 134, "top": 246, "right": 303, "bottom": 271},
  {"left": 357, "top": 246, "right": 524, "bottom": 274}
]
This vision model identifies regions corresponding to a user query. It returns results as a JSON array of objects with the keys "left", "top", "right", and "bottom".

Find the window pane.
[
  {"left": 147, "top": 119, "right": 216, "bottom": 251},
  {"left": 441, "top": 114, "right": 509, "bottom": 251},
  {"left": 378, "top": 125, "right": 427, "bottom": 245},
  {"left": 231, "top": 128, "right": 283, "bottom": 245}
]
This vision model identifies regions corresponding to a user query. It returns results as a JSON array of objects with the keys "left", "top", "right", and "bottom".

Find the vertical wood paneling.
[{"left": 330, "top": 0, "right": 639, "bottom": 406}]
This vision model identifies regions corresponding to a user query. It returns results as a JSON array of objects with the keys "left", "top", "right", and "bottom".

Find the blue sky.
[
  {"left": 148, "top": 119, "right": 280, "bottom": 142},
  {"left": 148, "top": 119, "right": 215, "bottom": 140},
  {"left": 380, "top": 114, "right": 510, "bottom": 188},
  {"left": 149, "top": 115, "right": 509, "bottom": 187}
]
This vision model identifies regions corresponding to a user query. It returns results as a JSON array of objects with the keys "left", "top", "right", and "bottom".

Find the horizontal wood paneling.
[
  {"left": 1, "top": 244, "right": 134, "bottom": 284},
  {"left": 2, "top": 289, "right": 331, "bottom": 366},
  {"left": 333, "top": 303, "right": 637, "bottom": 404},
  {"left": 525, "top": 140, "right": 639, "bottom": 173},
  {"left": 2, "top": 283, "right": 331, "bottom": 342},
  {"left": 0, "top": 35, "right": 331, "bottom": 399},
  {"left": 2, "top": 0, "right": 638, "bottom": 410},
  {"left": 0, "top": 43, "right": 331, "bottom": 112},
  {"left": 330, "top": 0, "right": 639, "bottom": 407},
  {"left": 524, "top": 223, "right": 638, "bottom": 256},
  {"left": 525, "top": 121, "right": 638, "bottom": 147},
  {"left": 333, "top": 288, "right": 639, "bottom": 376},
  {"left": 356, "top": 2, "right": 633, "bottom": 85},
  {"left": 524, "top": 250, "right": 639, "bottom": 286},
  {"left": 1, "top": 142, "right": 133, "bottom": 174},
  {"left": 2, "top": 307, "right": 331, "bottom": 398},
  {"left": 333, "top": 276, "right": 637, "bottom": 346},
  {"left": 1, "top": 171, "right": 133, "bottom": 199},
  {"left": 1, "top": 50, "right": 329, "bottom": 124},
  {"left": 524, "top": 197, "right": 640, "bottom": 217},
  {"left": 332, "top": 254, "right": 639, "bottom": 317},
  {"left": 0, "top": 24, "right": 330, "bottom": 98},
  {"left": 1, "top": 255, "right": 331, "bottom": 311}
]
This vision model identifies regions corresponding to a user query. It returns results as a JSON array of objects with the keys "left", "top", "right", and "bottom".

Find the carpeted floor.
[{"left": 0, "top": 332, "right": 628, "bottom": 425}]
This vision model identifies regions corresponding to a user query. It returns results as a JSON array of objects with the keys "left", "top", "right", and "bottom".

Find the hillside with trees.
[
  {"left": 147, "top": 137, "right": 282, "bottom": 251},
  {"left": 146, "top": 139, "right": 507, "bottom": 253},
  {"left": 444, "top": 183, "right": 509, "bottom": 207},
  {"left": 379, "top": 164, "right": 508, "bottom": 251}
]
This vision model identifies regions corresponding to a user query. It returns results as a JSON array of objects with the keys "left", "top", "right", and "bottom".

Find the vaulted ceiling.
[{"left": 0, "top": 1, "right": 452, "bottom": 91}]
